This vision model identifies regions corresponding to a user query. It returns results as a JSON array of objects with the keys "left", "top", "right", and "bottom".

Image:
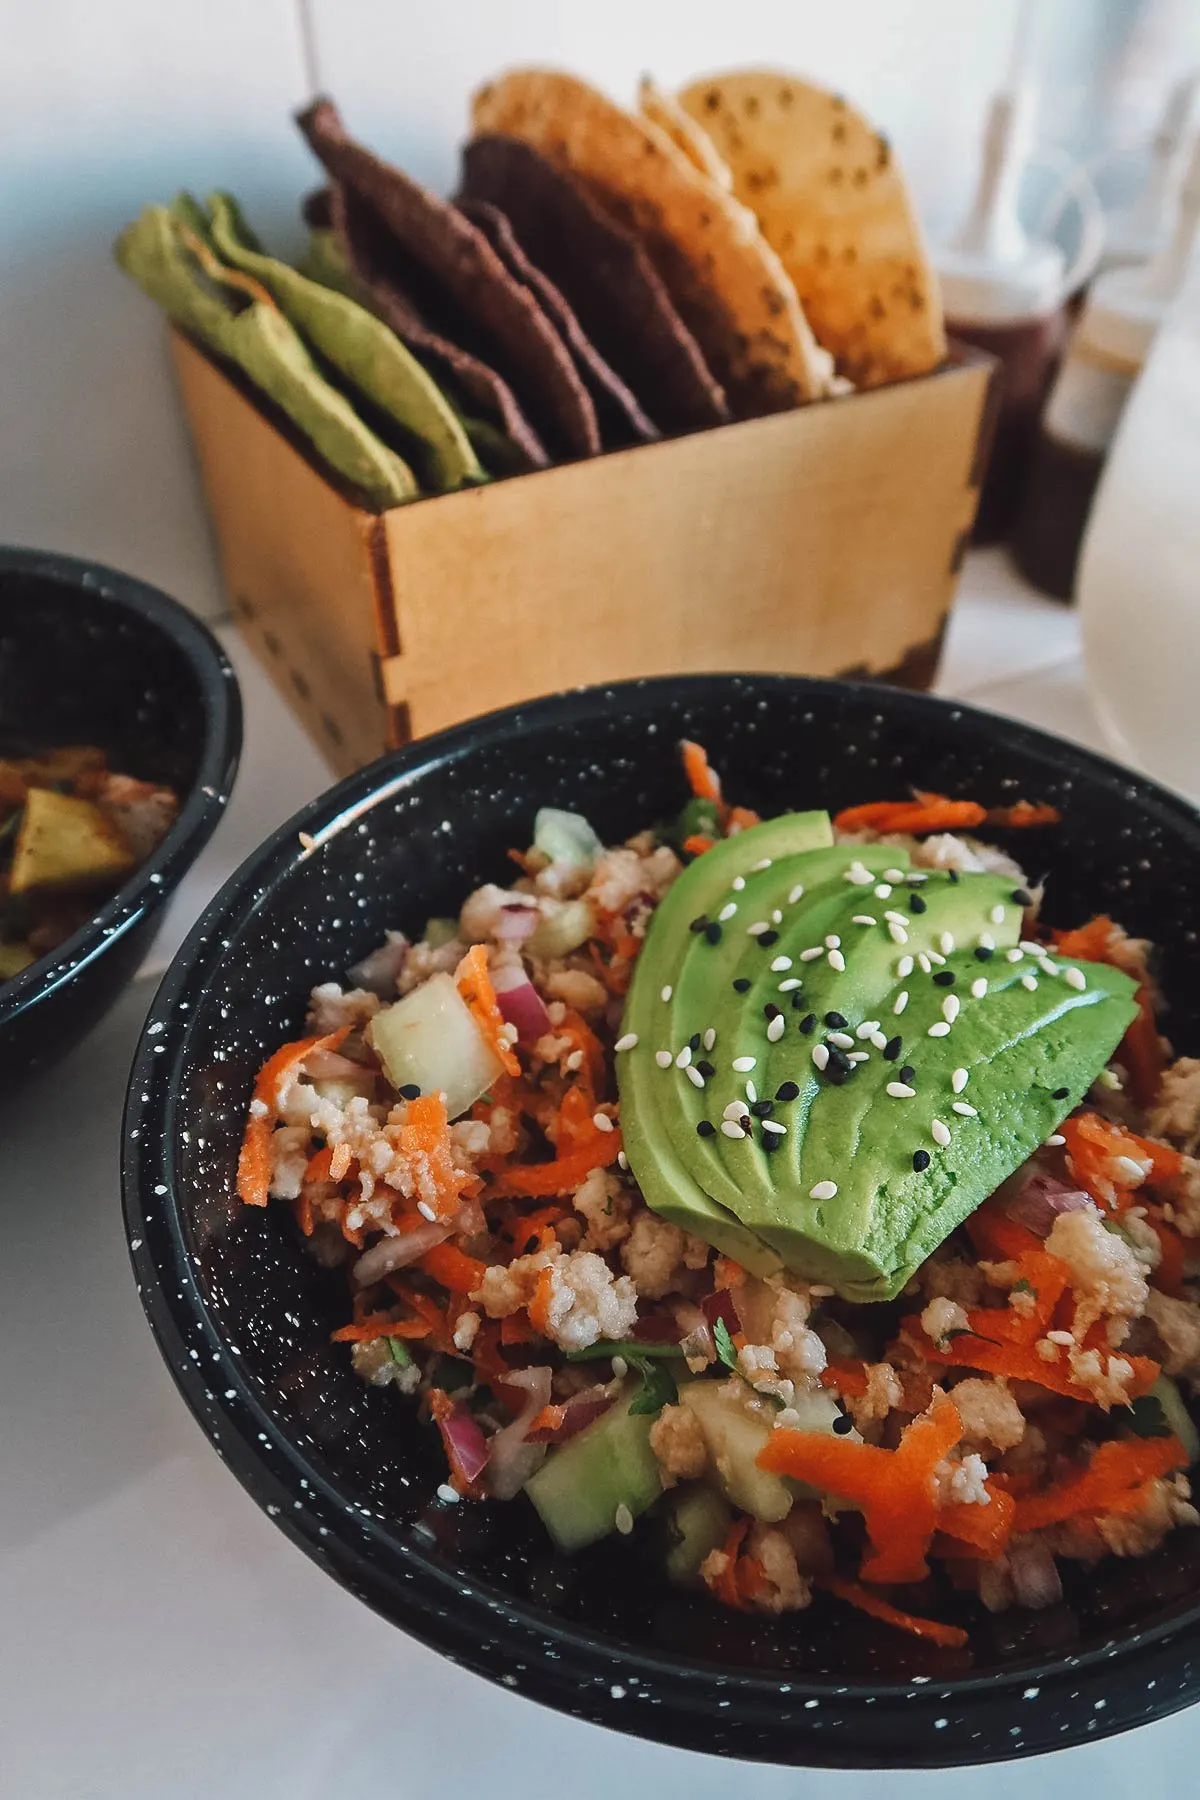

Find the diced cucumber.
[
  {"left": 664, "top": 1482, "right": 733, "bottom": 1587},
  {"left": 533, "top": 807, "right": 603, "bottom": 869},
  {"left": 366, "top": 972, "right": 503, "bottom": 1117},
  {"left": 1151, "top": 1375, "right": 1200, "bottom": 1464},
  {"left": 679, "top": 1381, "right": 792, "bottom": 1522},
  {"left": 526, "top": 897, "right": 597, "bottom": 960},
  {"left": 524, "top": 1389, "right": 662, "bottom": 1552}
]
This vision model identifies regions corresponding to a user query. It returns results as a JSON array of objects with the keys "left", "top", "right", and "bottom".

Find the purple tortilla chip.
[
  {"left": 459, "top": 134, "right": 729, "bottom": 435},
  {"left": 458, "top": 196, "right": 659, "bottom": 450},
  {"left": 298, "top": 98, "right": 599, "bottom": 460}
]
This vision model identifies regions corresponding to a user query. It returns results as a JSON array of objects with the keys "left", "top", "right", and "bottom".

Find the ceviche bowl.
[
  {"left": 0, "top": 546, "right": 241, "bottom": 1085},
  {"left": 123, "top": 674, "right": 1200, "bottom": 1768}
]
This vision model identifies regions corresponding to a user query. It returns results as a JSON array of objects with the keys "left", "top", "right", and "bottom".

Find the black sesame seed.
[
  {"left": 909, "top": 893, "right": 927, "bottom": 913},
  {"left": 899, "top": 1065, "right": 915, "bottom": 1084},
  {"left": 832, "top": 1413, "right": 855, "bottom": 1435},
  {"left": 882, "top": 1036, "right": 902, "bottom": 1061},
  {"left": 704, "top": 921, "right": 722, "bottom": 944},
  {"left": 750, "top": 1099, "right": 776, "bottom": 1118},
  {"left": 759, "top": 929, "right": 780, "bottom": 947},
  {"left": 689, "top": 1033, "right": 702, "bottom": 1052},
  {"left": 824, "top": 1011, "right": 848, "bottom": 1029},
  {"left": 398, "top": 1083, "right": 422, "bottom": 1100},
  {"left": 696, "top": 1120, "right": 716, "bottom": 1137},
  {"left": 932, "top": 969, "right": 956, "bottom": 987},
  {"left": 791, "top": 991, "right": 807, "bottom": 1010},
  {"left": 974, "top": 946, "right": 994, "bottom": 962},
  {"left": 912, "top": 1149, "right": 931, "bottom": 1172},
  {"left": 733, "top": 978, "right": 751, "bottom": 993},
  {"left": 825, "top": 1063, "right": 848, "bottom": 1085},
  {"left": 689, "top": 915, "right": 709, "bottom": 933},
  {"left": 827, "top": 1045, "right": 853, "bottom": 1073},
  {"left": 947, "top": 869, "right": 960, "bottom": 883},
  {"left": 776, "top": 1081, "right": 800, "bottom": 1102},
  {"left": 798, "top": 1013, "right": 817, "bottom": 1034},
  {"left": 1012, "top": 887, "right": 1033, "bottom": 907},
  {"left": 763, "top": 1003, "right": 782, "bottom": 1020},
  {"left": 761, "top": 1130, "right": 783, "bottom": 1152},
  {"left": 1052, "top": 1086, "right": 1070, "bottom": 1100},
  {"left": 696, "top": 1059, "right": 716, "bottom": 1078}
]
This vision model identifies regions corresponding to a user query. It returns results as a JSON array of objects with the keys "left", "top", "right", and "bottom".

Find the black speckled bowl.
[
  {"left": 0, "top": 547, "right": 241, "bottom": 1084},
  {"left": 123, "top": 676, "right": 1200, "bottom": 1768}
]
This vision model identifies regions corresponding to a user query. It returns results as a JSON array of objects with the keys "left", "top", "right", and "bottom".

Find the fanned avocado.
[{"left": 618, "top": 821, "right": 1140, "bottom": 1301}]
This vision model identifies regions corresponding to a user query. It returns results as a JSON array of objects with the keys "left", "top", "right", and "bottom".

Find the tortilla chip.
[
  {"left": 207, "top": 192, "right": 485, "bottom": 493},
  {"left": 115, "top": 203, "right": 418, "bottom": 510},
  {"left": 457, "top": 196, "right": 658, "bottom": 449},
  {"left": 459, "top": 134, "right": 727, "bottom": 434},
  {"left": 677, "top": 70, "right": 946, "bottom": 387},
  {"left": 637, "top": 75, "right": 731, "bottom": 191},
  {"left": 471, "top": 69, "right": 830, "bottom": 417},
  {"left": 297, "top": 98, "right": 600, "bottom": 459}
]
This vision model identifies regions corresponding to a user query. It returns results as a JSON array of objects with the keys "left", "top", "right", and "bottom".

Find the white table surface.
[{"left": 2, "top": 554, "right": 1191, "bottom": 1799}]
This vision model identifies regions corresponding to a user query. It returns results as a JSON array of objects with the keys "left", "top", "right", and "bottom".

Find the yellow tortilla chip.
[
  {"left": 637, "top": 75, "right": 731, "bottom": 192},
  {"left": 678, "top": 70, "right": 946, "bottom": 388},
  {"left": 472, "top": 68, "right": 830, "bottom": 416}
]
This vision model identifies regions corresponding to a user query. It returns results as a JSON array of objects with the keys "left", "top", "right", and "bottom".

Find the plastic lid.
[
  {"left": 937, "top": 239, "right": 1066, "bottom": 325},
  {"left": 1078, "top": 132, "right": 1200, "bottom": 365}
]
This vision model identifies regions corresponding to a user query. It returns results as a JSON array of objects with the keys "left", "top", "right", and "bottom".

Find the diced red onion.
[
  {"left": 679, "top": 1322, "right": 715, "bottom": 1367},
  {"left": 1008, "top": 1539, "right": 1063, "bottom": 1610},
  {"left": 493, "top": 902, "right": 541, "bottom": 943},
  {"left": 491, "top": 962, "right": 552, "bottom": 1043},
  {"left": 436, "top": 1402, "right": 490, "bottom": 1488},
  {"left": 352, "top": 1219, "right": 452, "bottom": 1286},
  {"left": 486, "top": 1365, "right": 553, "bottom": 1500},
  {"left": 633, "top": 1312, "right": 683, "bottom": 1345},
  {"left": 528, "top": 1390, "right": 614, "bottom": 1444},
  {"left": 702, "top": 1288, "right": 742, "bottom": 1336},
  {"left": 348, "top": 931, "right": 409, "bottom": 997},
  {"left": 1006, "top": 1173, "right": 1094, "bottom": 1239}
]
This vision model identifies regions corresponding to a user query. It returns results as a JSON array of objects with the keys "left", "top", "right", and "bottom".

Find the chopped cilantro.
[
  {"left": 712, "top": 1316, "right": 739, "bottom": 1372},
  {"left": 626, "top": 1355, "right": 679, "bottom": 1416},
  {"left": 387, "top": 1336, "right": 413, "bottom": 1368},
  {"left": 1011, "top": 1278, "right": 1036, "bottom": 1297}
]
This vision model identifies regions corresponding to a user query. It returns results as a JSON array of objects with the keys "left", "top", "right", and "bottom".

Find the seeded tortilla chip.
[
  {"left": 206, "top": 192, "right": 484, "bottom": 493},
  {"left": 637, "top": 75, "right": 732, "bottom": 191},
  {"left": 460, "top": 135, "right": 726, "bottom": 434},
  {"left": 471, "top": 69, "right": 831, "bottom": 417},
  {"left": 677, "top": 70, "right": 946, "bottom": 387},
  {"left": 457, "top": 196, "right": 658, "bottom": 449},
  {"left": 115, "top": 204, "right": 417, "bottom": 509},
  {"left": 298, "top": 98, "right": 599, "bottom": 459},
  {"left": 328, "top": 181, "right": 549, "bottom": 471}
]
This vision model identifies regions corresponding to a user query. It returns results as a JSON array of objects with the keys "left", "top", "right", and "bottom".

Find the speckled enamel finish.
[
  {"left": 123, "top": 675, "right": 1200, "bottom": 1768},
  {"left": 0, "top": 547, "right": 241, "bottom": 1083}
]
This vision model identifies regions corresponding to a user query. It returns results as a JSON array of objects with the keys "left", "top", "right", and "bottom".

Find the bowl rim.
[
  {"left": 0, "top": 544, "right": 242, "bottom": 1026},
  {"left": 122, "top": 672, "right": 1200, "bottom": 1766}
]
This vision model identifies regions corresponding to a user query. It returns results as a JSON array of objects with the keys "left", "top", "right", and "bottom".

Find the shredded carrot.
[
  {"left": 909, "top": 1323, "right": 1160, "bottom": 1403},
  {"left": 821, "top": 1578, "right": 969, "bottom": 1650},
  {"left": 466, "top": 1318, "right": 512, "bottom": 1392},
  {"left": 820, "top": 1360, "right": 870, "bottom": 1397},
  {"left": 736, "top": 1554, "right": 769, "bottom": 1604},
  {"left": 1051, "top": 918, "right": 1165, "bottom": 1106},
  {"left": 714, "top": 1517, "right": 750, "bottom": 1608},
  {"left": 831, "top": 794, "right": 987, "bottom": 837},
  {"left": 528, "top": 1265, "right": 555, "bottom": 1337},
  {"left": 499, "top": 1312, "right": 538, "bottom": 1346},
  {"left": 964, "top": 1204, "right": 1043, "bottom": 1263},
  {"left": 1013, "top": 1435, "right": 1187, "bottom": 1532},
  {"left": 304, "top": 1145, "right": 334, "bottom": 1184},
  {"left": 499, "top": 1203, "right": 565, "bottom": 1251},
  {"left": 713, "top": 1255, "right": 748, "bottom": 1290},
  {"left": 1149, "top": 1212, "right": 1187, "bottom": 1299},
  {"left": 398, "top": 1092, "right": 464, "bottom": 1220},
  {"left": 489, "top": 1091, "right": 622, "bottom": 1198},
  {"left": 682, "top": 833, "right": 716, "bottom": 857},
  {"left": 983, "top": 801, "right": 1061, "bottom": 828},
  {"left": 526, "top": 1404, "right": 567, "bottom": 1437},
  {"left": 293, "top": 1191, "right": 315, "bottom": 1237},
  {"left": 236, "top": 1028, "right": 350, "bottom": 1207},
  {"left": 330, "top": 1312, "right": 432, "bottom": 1344},
  {"left": 1061, "top": 1111, "right": 1182, "bottom": 1212},
  {"left": 726, "top": 805, "right": 761, "bottom": 834},
  {"left": 555, "top": 1017, "right": 607, "bottom": 1102},
  {"left": 455, "top": 943, "right": 521, "bottom": 1078},
  {"left": 418, "top": 1242, "right": 488, "bottom": 1295},
  {"left": 1051, "top": 917, "right": 1116, "bottom": 962},
  {"left": 680, "top": 739, "right": 723, "bottom": 808},
  {"left": 937, "top": 1485, "right": 1015, "bottom": 1559}
]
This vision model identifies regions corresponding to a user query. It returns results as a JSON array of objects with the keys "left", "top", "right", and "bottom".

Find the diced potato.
[
  {"left": 9, "top": 788, "right": 136, "bottom": 896},
  {"left": 367, "top": 971, "right": 504, "bottom": 1117}
]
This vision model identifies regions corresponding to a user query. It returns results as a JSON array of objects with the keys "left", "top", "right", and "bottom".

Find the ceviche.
[{"left": 237, "top": 744, "right": 1200, "bottom": 1649}]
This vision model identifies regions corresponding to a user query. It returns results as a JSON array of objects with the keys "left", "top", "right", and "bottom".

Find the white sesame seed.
[
  {"left": 732, "top": 1056, "right": 757, "bottom": 1072},
  {"left": 809, "top": 1180, "right": 838, "bottom": 1200},
  {"left": 847, "top": 1051, "right": 870, "bottom": 1064},
  {"left": 800, "top": 946, "right": 824, "bottom": 962},
  {"left": 718, "top": 903, "right": 738, "bottom": 922},
  {"left": 884, "top": 868, "right": 906, "bottom": 883},
  {"left": 1045, "top": 1133, "right": 1066, "bottom": 1147},
  {"left": 1021, "top": 974, "right": 1039, "bottom": 992},
  {"left": 952, "top": 1101, "right": 978, "bottom": 1117},
  {"left": 906, "top": 871, "right": 929, "bottom": 883},
  {"left": 931, "top": 1118, "right": 951, "bottom": 1146},
  {"left": 951, "top": 1067, "right": 969, "bottom": 1093},
  {"left": 828, "top": 950, "right": 846, "bottom": 972},
  {"left": 942, "top": 995, "right": 960, "bottom": 1024},
  {"left": 893, "top": 991, "right": 910, "bottom": 1015},
  {"left": 724, "top": 1100, "right": 749, "bottom": 1120},
  {"left": 1039, "top": 957, "right": 1060, "bottom": 975},
  {"left": 732, "top": 876, "right": 746, "bottom": 891},
  {"left": 897, "top": 955, "right": 914, "bottom": 978},
  {"left": 753, "top": 858, "right": 773, "bottom": 871},
  {"left": 762, "top": 1120, "right": 787, "bottom": 1135},
  {"left": 565, "top": 1049, "right": 585, "bottom": 1072},
  {"left": 655, "top": 1050, "right": 673, "bottom": 1069},
  {"left": 703, "top": 1027, "right": 717, "bottom": 1051},
  {"left": 614, "top": 1503, "right": 634, "bottom": 1535},
  {"left": 812, "top": 1044, "right": 830, "bottom": 1071},
  {"left": 675, "top": 1045, "right": 692, "bottom": 1068},
  {"left": 612, "top": 1356, "right": 628, "bottom": 1378},
  {"left": 747, "top": 921, "right": 770, "bottom": 936},
  {"left": 917, "top": 953, "right": 932, "bottom": 974},
  {"left": 829, "top": 1032, "right": 855, "bottom": 1050},
  {"left": 927, "top": 950, "right": 946, "bottom": 966},
  {"left": 778, "top": 978, "right": 802, "bottom": 992},
  {"left": 928, "top": 1021, "right": 951, "bottom": 1037},
  {"left": 767, "top": 1015, "right": 786, "bottom": 1042},
  {"left": 971, "top": 977, "right": 988, "bottom": 999},
  {"left": 617, "top": 1150, "right": 628, "bottom": 1169},
  {"left": 593, "top": 1112, "right": 614, "bottom": 1133},
  {"left": 614, "top": 1032, "right": 638, "bottom": 1052},
  {"left": 437, "top": 1483, "right": 460, "bottom": 1504},
  {"left": 887, "top": 1081, "right": 916, "bottom": 1099},
  {"left": 1006, "top": 947, "right": 1025, "bottom": 963},
  {"left": 978, "top": 932, "right": 995, "bottom": 951},
  {"left": 870, "top": 1031, "right": 890, "bottom": 1051},
  {"left": 888, "top": 922, "right": 909, "bottom": 945},
  {"left": 884, "top": 910, "right": 908, "bottom": 926},
  {"left": 771, "top": 909, "right": 783, "bottom": 925},
  {"left": 939, "top": 931, "right": 956, "bottom": 955},
  {"left": 845, "top": 863, "right": 875, "bottom": 886},
  {"left": 1020, "top": 939, "right": 1042, "bottom": 954},
  {"left": 1115, "top": 1154, "right": 1148, "bottom": 1183},
  {"left": 852, "top": 914, "right": 877, "bottom": 926},
  {"left": 770, "top": 955, "right": 793, "bottom": 972},
  {"left": 417, "top": 1201, "right": 438, "bottom": 1221},
  {"left": 660, "top": 984, "right": 673, "bottom": 1003},
  {"left": 1046, "top": 1330, "right": 1075, "bottom": 1348},
  {"left": 874, "top": 883, "right": 893, "bottom": 899},
  {"left": 721, "top": 1120, "right": 745, "bottom": 1140},
  {"left": 825, "top": 935, "right": 842, "bottom": 949},
  {"left": 788, "top": 883, "right": 805, "bottom": 904},
  {"left": 685, "top": 1065, "right": 705, "bottom": 1088},
  {"left": 1064, "top": 967, "right": 1087, "bottom": 991},
  {"left": 745, "top": 1081, "right": 757, "bottom": 1102},
  {"left": 991, "top": 904, "right": 1006, "bottom": 925},
  {"left": 857, "top": 1019, "right": 881, "bottom": 1039}
]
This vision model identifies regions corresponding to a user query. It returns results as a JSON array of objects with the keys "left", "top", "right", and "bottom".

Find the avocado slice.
[{"left": 619, "top": 829, "right": 1140, "bottom": 1300}]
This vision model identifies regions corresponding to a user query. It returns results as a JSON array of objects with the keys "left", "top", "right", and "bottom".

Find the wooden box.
[{"left": 171, "top": 328, "right": 995, "bottom": 778}]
